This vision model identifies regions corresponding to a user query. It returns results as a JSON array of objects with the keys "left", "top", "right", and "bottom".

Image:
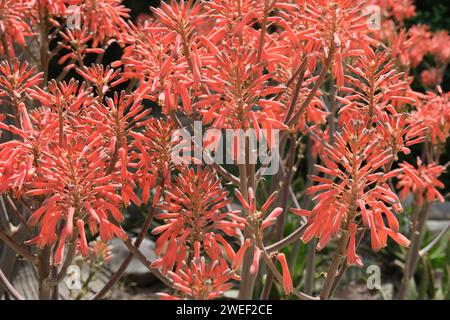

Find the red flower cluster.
[
  {"left": 0, "top": 60, "right": 151, "bottom": 266},
  {"left": 397, "top": 158, "right": 445, "bottom": 206},
  {"left": 158, "top": 242, "right": 234, "bottom": 300},
  {"left": 374, "top": 8, "right": 450, "bottom": 88},
  {"left": 24, "top": 135, "right": 128, "bottom": 260},
  {"left": 117, "top": 0, "right": 377, "bottom": 135},
  {"left": 294, "top": 120, "right": 411, "bottom": 266},
  {"left": 0, "top": 60, "right": 43, "bottom": 104},
  {"left": 337, "top": 47, "right": 416, "bottom": 124},
  {"left": 132, "top": 117, "right": 181, "bottom": 198},
  {"left": 152, "top": 167, "right": 240, "bottom": 274},
  {"left": 411, "top": 90, "right": 450, "bottom": 145}
]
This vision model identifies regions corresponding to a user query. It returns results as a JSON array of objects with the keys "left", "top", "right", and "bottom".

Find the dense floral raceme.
[
  {"left": 397, "top": 158, "right": 445, "bottom": 206},
  {"left": 0, "top": 0, "right": 449, "bottom": 301},
  {"left": 151, "top": 167, "right": 241, "bottom": 274},
  {"left": 293, "top": 120, "right": 411, "bottom": 265},
  {"left": 157, "top": 241, "right": 235, "bottom": 300}
]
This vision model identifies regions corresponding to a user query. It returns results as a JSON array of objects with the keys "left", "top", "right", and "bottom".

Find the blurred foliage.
[{"left": 411, "top": 1, "right": 450, "bottom": 31}]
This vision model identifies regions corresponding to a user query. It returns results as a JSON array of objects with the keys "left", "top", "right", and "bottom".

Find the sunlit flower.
[
  {"left": 79, "top": 0, "right": 130, "bottom": 46},
  {"left": 293, "top": 120, "right": 410, "bottom": 256},
  {"left": 158, "top": 242, "right": 234, "bottom": 300},
  {"left": 0, "top": 104, "right": 54, "bottom": 196},
  {"left": 338, "top": 48, "right": 415, "bottom": 124},
  {"left": 0, "top": 60, "right": 43, "bottom": 104},
  {"left": 58, "top": 27, "right": 105, "bottom": 70},
  {"left": 24, "top": 133, "right": 128, "bottom": 257},
  {"left": 377, "top": 112, "right": 427, "bottom": 159},
  {"left": 28, "top": 79, "right": 93, "bottom": 114},
  {"left": 234, "top": 187, "right": 281, "bottom": 274},
  {"left": 76, "top": 64, "right": 122, "bottom": 96},
  {"left": 0, "top": 0, "right": 447, "bottom": 301},
  {"left": 151, "top": 167, "right": 241, "bottom": 273}
]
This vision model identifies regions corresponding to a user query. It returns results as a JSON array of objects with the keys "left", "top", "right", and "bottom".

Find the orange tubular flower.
[
  {"left": 117, "top": 22, "right": 195, "bottom": 115},
  {"left": 376, "top": 0, "right": 416, "bottom": 24},
  {"left": 119, "top": 0, "right": 210, "bottom": 116},
  {"left": 82, "top": 240, "right": 113, "bottom": 266},
  {"left": 27, "top": 79, "right": 93, "bottom": 113},
  {"left": 232, "top": 239, "right": 253, "bottom": 271},
  {"left": 420, "top": 68, "right": 444, "bottom": 88},
  {"left": 235, "top": 187, "right": 282, "bottom": 232},
  {"left": 277, "top": 253, "right": 293, "bottom": 295},
  {"left": 233, "top": 187, "right": 281, "bottom": 274},
  {"left": 194, "top": 46, "right": 286, "bottom": 131},
  {"left": 296, "top": 120, "right": 410, "bottom": 259},
  {"left": 406, "top": 25, "right": 432, "bottom": 68},
  {"left": 0, "top": 75, "right": 136, "bottom": 264},
  {"left": 300, "top": 0, "right": 371, "bottom": 86},
  {"left": 346, "top": 222, "right": 363, "bottom": 267}
]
